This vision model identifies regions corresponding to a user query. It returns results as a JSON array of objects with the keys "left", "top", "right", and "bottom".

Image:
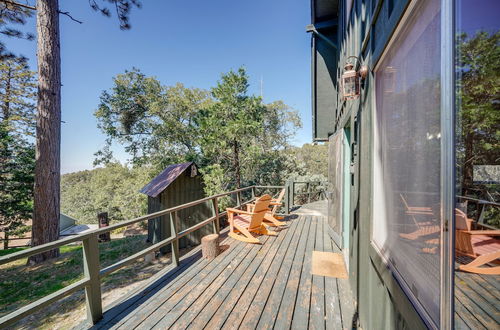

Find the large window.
[
  {"left": 454, "top": 0, "right": 500, "bottom": 328},
  {"left": 372, "top": 0, "right": 442, "bottom": 326}
]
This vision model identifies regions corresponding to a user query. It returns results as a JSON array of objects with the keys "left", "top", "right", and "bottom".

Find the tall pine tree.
[{"left": 0, "top": 58, "right": 36, "bottom": 249}]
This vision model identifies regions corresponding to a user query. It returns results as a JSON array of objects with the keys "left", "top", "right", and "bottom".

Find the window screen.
[{"left": 372, "top": 0, "right": 441, "bottom": 325}]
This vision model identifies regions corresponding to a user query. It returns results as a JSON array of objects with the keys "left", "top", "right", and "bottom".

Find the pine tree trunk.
[
  {"left": 233, "top": 140, "right": 241, "bottom": 188},
  {"left": 462, "top": 132, "right": 474, "bottom": 196},
  {"left": 2, "top": 66, "right": 11, "bottom": 121},
  {"left": 29, "top": 0, "right": 61, "bottom": 264}
]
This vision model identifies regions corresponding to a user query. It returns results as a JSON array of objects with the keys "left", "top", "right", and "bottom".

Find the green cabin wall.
[{"left": 320, "top": 0, "right": 430, "bottom": 328}]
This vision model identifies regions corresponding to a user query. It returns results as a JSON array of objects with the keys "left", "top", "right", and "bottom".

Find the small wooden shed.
[{"left": 140, "top": 162, "right": 212, "bottom": 252}]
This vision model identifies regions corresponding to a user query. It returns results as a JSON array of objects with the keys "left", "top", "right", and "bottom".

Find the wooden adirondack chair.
[
  {"left": 399, "top": 193, "right": 435, "bottom": 227},
  {"left": 246, "top": 189, "right": 286, "bottom": 227},
  {"left": 400, "top": 193, "right": 434, "bottom": 215},
  {"left": 227, "top": 194, "right": 277, "bottom": 244},
  {"left": 455, "top": 209, "right": 500, "bottom": 275}
]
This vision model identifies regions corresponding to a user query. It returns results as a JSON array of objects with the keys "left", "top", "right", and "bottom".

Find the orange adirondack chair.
[
  {"left": 246, "top": 189, "right": 286, "bottom": 227},
  {"left": 455, "top": 209, "right": 500, "bottom": 275},
  {"left": 399, "top": 194, "right": 435, "bottom": 227},
  {"left": 400, "top": 193, "right": 434, "bottom": 215},
  {"left": 227, "top": 194, "right": 277, "bottom": 244}
]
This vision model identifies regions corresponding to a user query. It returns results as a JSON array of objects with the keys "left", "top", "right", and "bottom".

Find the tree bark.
[
  {"left": 233, "top": 140, "right": 241, "bottom": 188},
  {"left": 201, "top": 234, "right": 220, "bottom": 260},
  {"left": 29, "top": 0, "right": 61, "bottom": 264},
  {"left": 462, "top": 132, "right": 474, "bottom": 196},
  {"left": 2, "top": 65, "right": 12, "bottom": 121}
]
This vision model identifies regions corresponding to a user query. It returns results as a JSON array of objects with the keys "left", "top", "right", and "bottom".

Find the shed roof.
[{"left": 140, "top": 162, "right": 194, "bottom": 198}]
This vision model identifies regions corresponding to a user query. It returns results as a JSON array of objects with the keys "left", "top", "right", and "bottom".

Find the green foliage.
[
  {"left": 61, "top": 163, "right": 152, "bottom": 224},
  {"left": 289, "top": 143, "right": 328, "bottom": 178},
  {"left": 94, "top": 68, "right": 211, "bottom": 169},
  {"left": 95, "top": 66, "right": 303, "bottom": 197},
  {"left": 0, "top": 58, "right": 37, "bottom": 137},
  {"left": 0, "top": 3, "right": 34, "bottom": 61},
  {"left": 0, "top": 58, "right": 36, "bottom": 243},
  {"left": 0, "top": 124, "right": 35, "bottom": 229},
  {"left": 456, "top": 30, "right": 500, "bottom": 214},
  {"left": 196, "top": 67, "right": 267, "bottom": 189}
]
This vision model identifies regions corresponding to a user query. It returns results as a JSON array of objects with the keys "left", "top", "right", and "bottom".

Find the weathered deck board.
[
  {"left": 112, "top": 235, "right": 247, "bottom": 329},
  {"left": 310, "top": 216, "right": 326, "bottom": 330},
  {"left": 151, "top": 236, "right": 272, "bottom": 329},
  {"left": 454, "top": 269, "right": 500, "bottom": 329},
  {"left": 273, "top": 216, "right": 312, "bottom": 329},
  {"left": 129, "top": 240, "right": 251, "bottom": 329},
  {"left": 90, "top": 214, "right": 354, "bottom": 330},
  {"left": 189, "top": 219, "right": 298, "bottom": 330},
  {"left": 218, "top": 218, "right": 303, "bottom": 330},
  {"left": 94, "top": 232, "right": 234, "bottom": 329},
  {"left": 236, "top": 216, "right": 306, "bottom": 330},
  {"left": 88, "top": 211, "right": 499, "bottom": 330},
  {"left": 254, "top": 216, "right": 308, "bottom": 329},
  {"left": 291, "top": 216, "right": 317, "bottom": 329},
  {"left": 323, "top": 219, "right": 343, "bottom": 330}
]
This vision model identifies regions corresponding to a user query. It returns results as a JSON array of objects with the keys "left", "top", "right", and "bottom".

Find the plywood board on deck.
[{"left": 311, "top": 251, "right": 348, "bottom": 278}]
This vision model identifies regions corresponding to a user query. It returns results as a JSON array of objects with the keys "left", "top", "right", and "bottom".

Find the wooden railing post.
[
  {"left": 251, "top": 186, "right": 256, "bottom": 199},
  {"left": 284, "top": 180, "right": 291, "bottom": 213},
  {"left": 170, "top": 212, "right": 180, "bottom": 267},
  {"left": 82, "top": 235, "right": 102, "bottom": 324},
  {"left": 307, "top": 182, "right": 311, "bottom": 203},
  {"left": 211, "top": 197, "right": 220, "bottom": 234},
  {"left": 236, "top": 191, "right": 242, "bottom": 207}
]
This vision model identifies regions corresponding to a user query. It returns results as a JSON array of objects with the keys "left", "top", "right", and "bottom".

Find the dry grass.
[{"left": 0, "top": 233, "right": 193, "bottom": 329}]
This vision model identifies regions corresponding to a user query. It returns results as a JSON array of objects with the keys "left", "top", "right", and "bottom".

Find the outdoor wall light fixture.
[{"left": 341, "top": 56, "right": 369, "bottom": 100}]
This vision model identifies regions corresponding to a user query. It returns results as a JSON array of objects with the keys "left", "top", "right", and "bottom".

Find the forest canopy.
[{"left": 58, "top": 67, "right": 329, "bottom": 224}]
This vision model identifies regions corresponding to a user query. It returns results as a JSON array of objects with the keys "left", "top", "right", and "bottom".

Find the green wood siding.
[
  {"left": 312, "top": 0, "right": 429, "bottom": 328},
  {"left": 148, "top": 172, "right": 212, "bottom": 253}
]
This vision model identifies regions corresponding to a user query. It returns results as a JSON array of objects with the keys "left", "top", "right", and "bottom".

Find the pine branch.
[
  {"left": 0, "top": 1, "right": 84, "bottom": 24},
  {"left": 58, "top": 10, "right": 83, "bottom": 24},
  {"left": 0, "top": 0, "right": 35, "bottom": 11}
]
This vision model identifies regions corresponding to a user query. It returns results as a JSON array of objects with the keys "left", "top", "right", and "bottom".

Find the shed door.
[{"left": 328, "top": 130, "right": 344, "bottom": 247}]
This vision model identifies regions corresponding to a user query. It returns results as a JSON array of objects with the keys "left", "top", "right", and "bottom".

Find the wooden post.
[
  {"left": 236, "top": 191, "right": 242, "bottom": 207},
  {"left": 97, "top": 212, "right": 110, "bottom": 242},
  {"left": 284, "top": 181, "right": 290, "bottom": 214},
  {"left": 82, "top": 235, "right": 102, "bottom": 324},
  {"left": 307, "top": 182, "right": 311, "bottom": 204},
  {"left": 3, "top": 232, "right": 8, "bottom": 250},
  {"left": 211, "top": 198, "right": 220, "bottom": 234},
  {"left": 201, "top": 234, "right": 220, "bottom": 260},
  {"left": 251, "top": 186, "right": 257, "bottom": 199},
  {"left": 170, "top": 212, "right": 179, "bottom": 267}
]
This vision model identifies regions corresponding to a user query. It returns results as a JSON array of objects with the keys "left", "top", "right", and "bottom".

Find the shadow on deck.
[{"left": 88, "top": 210, "right": 355, "bottom": 329}]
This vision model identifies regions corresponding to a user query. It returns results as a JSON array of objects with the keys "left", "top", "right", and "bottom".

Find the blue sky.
[{"left": 7, "top": 0, "right": 313, "bottom": 173}]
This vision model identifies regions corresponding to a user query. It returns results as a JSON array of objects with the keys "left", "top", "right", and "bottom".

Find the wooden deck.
[
  {"left": 90, "top": 214, "right": 355, "bottom": 329},
  {"left": 455, "top": 256, "right": 500, "bottom": 329}
]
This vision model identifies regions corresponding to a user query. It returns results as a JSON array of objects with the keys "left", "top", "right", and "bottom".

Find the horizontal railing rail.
[
  {"left": 0, "top": 185, "right": 284, "bottom": 328},
  {"left": 458, "top": 195, "right": 500, "bottom": 228},
  {"left": 284, "top": 180, "right": 327, "bottom": 212}
]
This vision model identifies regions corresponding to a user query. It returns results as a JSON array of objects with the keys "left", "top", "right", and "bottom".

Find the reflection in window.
[
  {"left": 454, "top": 0, "right": 500, "bottom": 327},
  {"left": 372, "top": 0, "right": 441, "bottom": 325}
]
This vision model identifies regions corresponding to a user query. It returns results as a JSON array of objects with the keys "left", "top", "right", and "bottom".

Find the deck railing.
[
  {"left": 0, "top": 185, "right": 284, "bottom": 328},
  {"left": 458, "top": 195, "right": 500, "bottom": 229},
  {"left": 284, "top": 180, "right": 327, "bottom": 212}
]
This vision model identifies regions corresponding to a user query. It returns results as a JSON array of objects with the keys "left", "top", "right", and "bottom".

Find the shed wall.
[{"left": 147, "top": 172, "right": 212, "bottom": 253}]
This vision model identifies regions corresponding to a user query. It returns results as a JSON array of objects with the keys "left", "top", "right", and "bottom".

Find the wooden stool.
[{"left": 201, "top": 234, "right": 220, "bottom": 260}]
